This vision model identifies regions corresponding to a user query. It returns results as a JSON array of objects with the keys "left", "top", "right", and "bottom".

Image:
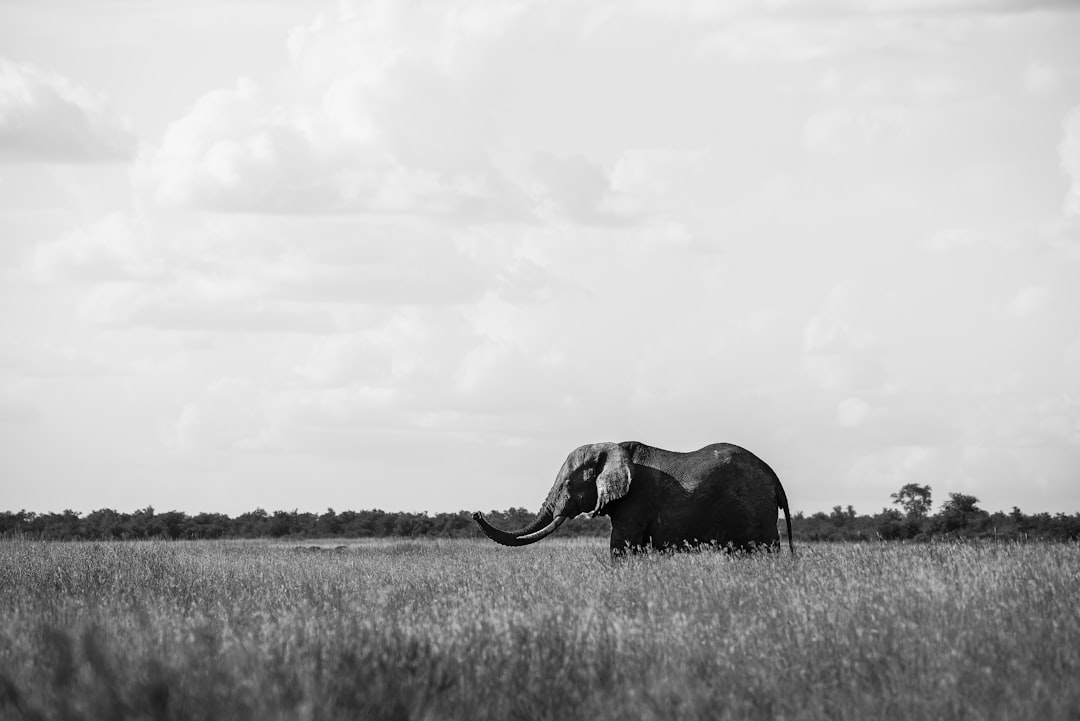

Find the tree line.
[
  {"left": 795, "top": 485, "right": 1080, "bottom": 543},
  {"left": 0, "top": 506, "right": 611, "bottom": 541},
  {"left": 1, "top": 484, "right": 1078, "bottom": 542}
]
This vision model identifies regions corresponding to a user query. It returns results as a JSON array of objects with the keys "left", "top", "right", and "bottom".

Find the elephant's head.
[{"left": 473, "top": 442, "right": 632, "bottom": 546}]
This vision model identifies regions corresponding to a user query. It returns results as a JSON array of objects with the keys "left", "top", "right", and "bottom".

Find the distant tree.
[
  {"left": 43, "top": 510, "right": 82, "bottom": 539},
  {"left": 1052, "top": 513, "right": 1080, "bottom": 541},
  {"left": 875, "top": 508, "right": 904, "bottom": 540},
  {"left": 268, "top": 510, "right": 298, "bottom": 538},
  {"left": 941, "top": 493, "right": 981, "bottom": 515},
  {"left": 391, "top": 513, "right": 420, "bottom": 537},
  {"left": 294, "top": 512, "right": 317, "bottom": 536},
  {"left": 84, "top": 509, "right": 124, "bottom": 539},
  {"left": 154, "top": 511, "right": 188, "bottom": 539},
  {"left": 935, "top": 492, "right": 988, "bottom": 533},
  {"left": 315, "top": 508, "right": 342, "bottom": 537},
  {"left": 431, "top": 512, "right": 473, "bottom": 538},
  {"left": 890, "top": 483, "right": 932, "bottom": 519},
  {"left": 21, "top": 498, "right": 1076, "bottom": 543},
  {"left": 828, "top": 505, "right": 856, "bottom": 526},
  {"left": 340, "top": 509, "right": 386, "bottom": 537},
  {"left": 0, "top": 510, "right": 32, "bottom": 536},
  {"left": 124, "top": 506, "right": 155, "bottom": 539},
  {"left": 369, "top": 510, "right": 393, "bottom": 537},
  {"left": 236, "top": 508, "right": 269, "bottom": 536},
  {"left": 185, "top": 512, "right": 230, "bottom": 539}
]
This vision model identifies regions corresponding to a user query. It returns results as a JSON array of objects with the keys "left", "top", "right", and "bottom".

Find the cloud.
[
  {"left": 136, "top": 77, "right": 379, "bottom": 214},
  {"left": 607, "top": 149, "right": 716, "bottom": 220},
  {"left": 1039, "top": 104, "right": 1080, "bottom": 259},
  {"left": 132, "top": 218, "right": 747, "bottom": 467},
  {"left": 530, "top": 153, "right": 614, "bottom": 224},
  {"left": 135, "top": 3, "right": 529, "bottom": 218},
  {"left": 1062, "top": 105, "right": 1080, "bottom": 217},
  {"left": 1024, "top": 60, "right": 1059, "bottom": 95},
  {"left": 0, "top": 57, "right": 136, "bottom": 164},
  {"left": 79, "top": 281, "right": 341, "bottom": 334},
  {"left": 0, "top": 380, "right": 41, "bottom": 424},
  {"left": 1007, "top": 286, "right": 1050, "bottom": 318},
  {"left": 164, "top": 377, "right": 268, "bottom": 467},
  {"left": 840, "top": 444, "right": 940, "bottom": 498},
  {"left": 26, "top": 207, "right": 501, "bottom": 335},
  {"left": 803, "top": 284, "right": 879, "bottom": 356},
  {"left": 157, "top": 306, "right": 513, "bottom": 465},
  {"left": 803, "top": 104, "right": 911, "bottom": 155},
  {"left": 924, "top": 227, "right": 987, "bottom": 253},
  {"left": 0, "top": 344, "right": 122, "bottom": 378},
  {"left": 803, "top": 283, "right": 890, "bottom": 396},
  {"left": 696, "top": 1, "right": 1080, "bottom": 66},
  {"left": 702, "top": 14, "right": 963, "bottom": 63},
  {"left": 801, "top": 71, "right": 959, "bottom": 158},
  {"left": 837, "top": 397, "right": 871, "bottom": 427},
  {"left": 26, "top": 212, "right": 161, "bottom": 282},
  {"left": 967, "top": 392, "right": 1080, "bottom": 449}
]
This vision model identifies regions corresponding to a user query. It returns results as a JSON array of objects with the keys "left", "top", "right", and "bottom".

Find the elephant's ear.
[{"left": 591, "top": 444, "right": 632, "bottom": 516}]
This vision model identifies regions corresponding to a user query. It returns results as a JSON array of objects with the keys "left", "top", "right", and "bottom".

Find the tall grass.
[{"left": 1, "top": 538, "right": 1077, "bottom": 720}]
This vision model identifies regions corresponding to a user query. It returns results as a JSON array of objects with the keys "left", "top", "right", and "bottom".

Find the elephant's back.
[
  {"left": 682, "top": 445, "right": 783, "bottom": 521},
  {"left": 685, "top": 443, "right": 776, "bottom": 482},
  {"left": 629, "top": 441, "right": 782, "bottom": 498}
]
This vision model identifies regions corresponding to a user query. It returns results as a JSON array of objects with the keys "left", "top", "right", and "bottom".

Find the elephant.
[{"left": 473, "top": 441, "right": 793, "bottom": 555}]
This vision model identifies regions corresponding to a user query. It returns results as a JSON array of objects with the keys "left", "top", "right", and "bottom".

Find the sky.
[{"left": 1, "top": 0, "right": 1079, "bottom": 518}]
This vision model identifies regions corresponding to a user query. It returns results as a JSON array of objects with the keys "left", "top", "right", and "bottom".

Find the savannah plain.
[{"left": 1, "top": 537, "right": 1078, "bottom": 721}]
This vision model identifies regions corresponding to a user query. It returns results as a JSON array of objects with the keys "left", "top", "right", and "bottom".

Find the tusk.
[{"left": 516, "top": 515, "right": 567, "bottom": 541}]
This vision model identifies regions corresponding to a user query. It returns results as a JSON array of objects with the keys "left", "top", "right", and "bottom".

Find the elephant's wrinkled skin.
[{"left": 474, "top": 441, "right": 793, "bottom": 555}]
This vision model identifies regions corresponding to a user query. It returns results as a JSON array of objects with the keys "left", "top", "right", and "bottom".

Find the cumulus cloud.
[
  {"left": 803, "top": 105, "right": 910, "bottom": 155},
  {"left": 925, "top": 227, "right": 987, "bottom": 253},
  {"left": 1062, "top": 106, "right": 1080, "bottom": 217},
  {"left": 135, "top": 3, "right": 528, "bottom": 218},
  {"left": 0, "top": 57, "right": 136, "bottom": 163},
  {"left": 137, "top": 78, "right": 336, "bottom": 212},
  {"left": 1007, "top": 286, "right": 1050, "bottom": 318},
  {"left": 802, "top": 283, "right": 891, "bottom": 401},
  {"left": 837, "top": 397, "right": 871, "bottom": 427},
  {"left": 607, "top": 149, "right": 716, "bottom": 220},
  {"left": 0, "top": 380, "right": 42, "bottom": 424},
  {"left": 803, "top": 284, "right": 879, "bottom": 355},
  {"left": 26, "top": 213, "right": 161, "bottom": 282},
  {"left": 800, "top": 70, "right": 957, "bottom": 159},
  {"left": 0, "top": 343, "right": 121, "bottom": 378},
  {"left": 1024, "top": 60, "right": 1059, "bottom": 95},
  {"left": 25, "top": 205, "right": 501, "bottom": 336},
  {"left": 701, "top": 13, "right": 967, "bottom": 63},
  {"left": 530, "top": 153, "right": 614, "bottom": 224},
  {"left": 164, "top": 377, "right": 268, "bottom": 466}
]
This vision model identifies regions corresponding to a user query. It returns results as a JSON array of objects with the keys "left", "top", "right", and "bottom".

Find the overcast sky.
[{"left": 1, "top": 0, "right": 1079, "bottom": 518}]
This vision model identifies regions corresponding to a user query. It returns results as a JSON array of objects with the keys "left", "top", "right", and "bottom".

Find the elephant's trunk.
[
  {"left": 472, "top": 506, "right": 567, "bottom": 547},
  {"left": 474, "top": 463, "right": 574, "bottom": 547}
]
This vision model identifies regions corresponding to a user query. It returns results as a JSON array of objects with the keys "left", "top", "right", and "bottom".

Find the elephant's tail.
[{"left": 777, "top": 483, "right": 794, "bottom": 553}]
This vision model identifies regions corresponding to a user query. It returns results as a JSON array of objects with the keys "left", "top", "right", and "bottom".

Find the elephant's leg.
[{"left": 609, "top": 516, "right": 648, "bottom": 558}]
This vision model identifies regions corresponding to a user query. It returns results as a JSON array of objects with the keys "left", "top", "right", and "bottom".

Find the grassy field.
[{"left": 1, "top": 538, "right": 1078, "bottom": 721}]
